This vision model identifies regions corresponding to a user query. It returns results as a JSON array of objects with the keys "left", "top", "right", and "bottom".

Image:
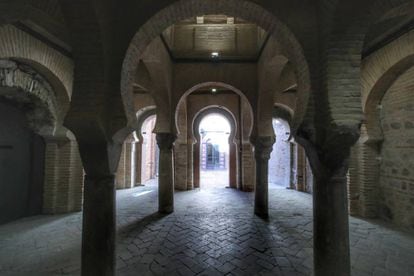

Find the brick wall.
[
  {"left": 174, "top": 100, "right": 189, "bottom": 190},
  {"left": 43, "top": 137, "right": 83, "bottom": 214},
  {"left": 379, "top": 65, "right": 414, "bottom": 230}
]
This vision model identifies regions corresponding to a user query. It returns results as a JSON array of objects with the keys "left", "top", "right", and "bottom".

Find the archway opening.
[
  {"left": 140, "top": 115, "right": 158, "bottom": 186},
  {"left": 269, "top": 118, "right": 291, "bottom": 188},
  {"left": 269, "top": 117, "right": 314, "bottom": 193},
  {"left": 115, "top": 115, "right": 158, "bottom": 189},
  {"left": 0, "top": 100, "right": 45, "bottom": 224},
  {"left": 198, "top": 113, "right": 231, "bottom": 188}
]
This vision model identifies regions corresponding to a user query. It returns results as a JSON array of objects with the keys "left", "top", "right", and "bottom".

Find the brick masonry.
[
  {"left": 378, "top": 66, "right": 414, "bottom": 230},
  {"left": 348, "top": 30, "right": 414, "bottom": 230},
  {"left": 43, "top": 136, "right": 83, "bottom": 214}
]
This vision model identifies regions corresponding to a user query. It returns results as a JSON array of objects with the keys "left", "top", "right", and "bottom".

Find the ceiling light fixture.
[
  {"left": 211, "top": 52, "right": 219, "bottom": 58},
  {"left": 211, "top": 88, "right": 217, "bottom": 93}
]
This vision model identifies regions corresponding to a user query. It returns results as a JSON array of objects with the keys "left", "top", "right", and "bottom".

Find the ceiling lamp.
[
  {"left": 211, "top": 88, "right": 217, "bottom": 93},
  {"left": 196, "top": 16, "right": 204, "bottom": 24},
  {"left": 211, "top": 52, "right": 219, "bottom": 58}
]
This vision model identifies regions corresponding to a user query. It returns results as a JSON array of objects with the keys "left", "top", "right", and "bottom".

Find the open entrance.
[
  {"left": 198, "top": 113, "right": 231, "bottom": 188},
  {"left": 0, "top": 101, "right": 45, "bottom": 224},
  {"left": 269, "top": 116, "right": 314, "bottom": 193},
  {"left": 269, "top": 118, "right": 291, "bottom": 188},
  {"left": 139, "top": 115, "right": 158, "bottom": 186},
  {"left": 116, "top": 115, "right": 158, "bottom": 189},
  {"left": 175, "top": 84, "right": 252, "bottom": 191}
]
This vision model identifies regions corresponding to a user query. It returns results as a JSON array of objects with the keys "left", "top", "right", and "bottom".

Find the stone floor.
[
  {"left": 200, "top": 170, "right": 229, "bottom": 188},
  {"left": 0, "top": 181, "right": 413, "bottom": 276}
]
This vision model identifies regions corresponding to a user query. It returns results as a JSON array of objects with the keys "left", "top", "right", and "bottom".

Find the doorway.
[{"left": 198, "top": 113, "right": 231, "bottom": 188}]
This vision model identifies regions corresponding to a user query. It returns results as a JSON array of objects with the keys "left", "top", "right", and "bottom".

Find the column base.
[
  {"left": 159, "top": 206, "right": 174, "bottom": 214},
  {"left": 254, "top": 207, "right": 269, "bottom": 219}
]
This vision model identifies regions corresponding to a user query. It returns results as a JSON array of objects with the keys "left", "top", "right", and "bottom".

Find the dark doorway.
[{"left": 0, "top": 101, "right": 45, "bottom": 224}]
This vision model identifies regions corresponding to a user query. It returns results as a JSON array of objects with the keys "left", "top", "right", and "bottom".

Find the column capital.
[
  {"left": 156, "top": 133, "right": 177, "bottom": 150},
  {"left": 252, "top": 136, "right": 275, "bottom": 161}
]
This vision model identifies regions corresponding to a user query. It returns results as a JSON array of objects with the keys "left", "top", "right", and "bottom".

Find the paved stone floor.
[
  {"left": 200, "top": 170, "right": 229, "bottom": 188},
  {"left": 0, "top": 181, "right": 413, "bottom": 275}
]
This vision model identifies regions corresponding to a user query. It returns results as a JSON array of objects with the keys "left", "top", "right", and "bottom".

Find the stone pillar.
[
  {"left": 173, "top": 142, "right": 188, "bottom": 190},
  {"left": 289, "top": 142, "right": 297, "bottom": 190},
  {"left": 82, "top": 175, "right": 115, "bottom": 276},
  {"left": 124, "top": 142, "right": 133, "bottom": 187},
  {"left": 156, "top": 133, "right": 176, "bottom": 213},
  {"left": 313, "top": 164, "right": 350, "bottom": 276},
  {"left": 193, "top": 142, "right": 201, "bottom": 188},
  {"left": 229, "top": 141, "right": 238, "bottom": 188},
  {"left": 115, "top": 143, "right": 127, "bottom": 189},
  {"left": 296, "top": 145, "right": 306, "bottom": 192},
  {"left": 186, "top": 140, "right": 194, "bottom": 190},
  {"left": 241, "top": 142, "right": 255, "bottom": 191},
  {"left": 253, "top": 136, "right": 275, "bottom": 218},
  {"left": 135, "top": 141, "right": 143, "bottom": 186}
]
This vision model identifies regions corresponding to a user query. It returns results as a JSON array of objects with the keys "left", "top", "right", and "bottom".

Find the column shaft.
[
  {"left": 314, "top": 169, "right": 350, "bottom": 276},
  {"left": 157, "top": 133, "right": 176, "bottom": 213},
  {"left": 253, "top": 136, "right": 275, "bottom": 218},
  {"left": 82, "top": 175, "right": 116, "bottom": 276}
]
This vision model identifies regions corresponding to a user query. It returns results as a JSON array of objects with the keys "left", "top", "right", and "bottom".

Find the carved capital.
[
  {"left": 252, "top": 136, "right": 275, "bottom": 161},
  {"left": 156, "top": 133, "right": 177, "bottom": 151}
]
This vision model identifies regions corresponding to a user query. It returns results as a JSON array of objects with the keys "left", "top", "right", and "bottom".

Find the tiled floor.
[{"left": 0, "top": 181, "right": 413, "bottom": 275}]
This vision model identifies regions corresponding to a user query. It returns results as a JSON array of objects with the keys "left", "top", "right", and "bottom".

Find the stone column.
[
  {"left": 253, "top": 136, "right": 275, "bottom": 218},
  {"left": 156, "top": 133, "right": 176, "bottom": 213},
  {"left": 296, "top": 145, "right": 306, "bottom": 192},
  {"left": 241, "top": 142, "right": 255, "bottom": 191},
  {"left": 115, "top": 143, "right": 126, "bottom": 189},
  {"left": 289, "top": 142, "right": 297, "bottom": 190},
  {"left": 82, "top": 175, "right": 115, "bottom": 276},
  {"left": 186, "top": 140, "right": 194, "bottom": 190},
  {"left": 313, "top": 164, "right": 350, "bottom": 276},
  {"left": 135, "top": 140, "right": 143, "bottom": 186},
  {"left": 173, "top": 142, "right": 188, "bottom": 190},
  {"left": 193, "top": 142, "right": 200, "bottom": 188}
]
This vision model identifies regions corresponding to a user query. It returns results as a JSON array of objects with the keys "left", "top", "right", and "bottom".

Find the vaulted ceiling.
[{"left": 161, "top": 15, "right": 268, "bottom": 62}]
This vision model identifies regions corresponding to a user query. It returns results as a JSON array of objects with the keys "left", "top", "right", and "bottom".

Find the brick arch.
[
  {"left": 259, "top": 54, "right": 290, "bottom": 137},
  {"left": 135, "top": 60, "right": 153, "bottom": 92},
  {"left": 136, "top": 107, "right": 157, "bottom": 143},
  {"left": 192, "top": 106, "right": 238, "bottom": 149},
  {"left": 174, "top": 81, "right": 253, "bottom": 139},
  {"left": 273, "top": 104, "right": 294, "bottom": 127},
  {"left": 321, "top": 0, "right": 414, "bottom": 130},
  {"left": 362, "top": 30, "right": 414, "bottom": 141},
  {"left": 121, "top": 0, "right": 311, "bottom": 133},
  {"left": 0, "top": 24, "right": 72, "bottom": 107},
  {"left": 138, "top": 58, "right": 171, "bottom": 133},
  {"left": 0, "top": 59, "right": 59, "bottom": 135},
  {"left": 347, "top": 28, "right": 414, "bottom": 221}
]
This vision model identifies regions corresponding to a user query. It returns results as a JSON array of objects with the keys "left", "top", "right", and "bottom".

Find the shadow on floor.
[{"left": 118, "top": 212, "right": 170, "bottom": 234}]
